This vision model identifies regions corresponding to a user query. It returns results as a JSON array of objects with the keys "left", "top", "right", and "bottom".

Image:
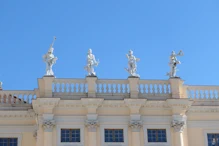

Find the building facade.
[{"left": 0, "top": 76, "right": 218, "bottom": 146}]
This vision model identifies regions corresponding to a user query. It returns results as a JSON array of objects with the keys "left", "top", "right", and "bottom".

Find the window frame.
[
  {"left": 0, "top": 134, "right": 22, "bottom": 146},
  {"left": 147, "top": 129, "right": 167, "bottom": 143},
  {"left": 57, "top": 125, "right": 84, "bottom": 146},
  {"left": 104, "top": 129, "right": 124, "bottom": 143},
  {"left": 204, "top": 130, "right": 219, "bottom": 146},
  {"left": 100, "top": 125, "right": 128, "bottom": 146},
  {"left": 61, "top": 129, "right": 81, "bottom": 143},
  {"left": 143, "top": 125, "right": 171, "bottom": 146}
]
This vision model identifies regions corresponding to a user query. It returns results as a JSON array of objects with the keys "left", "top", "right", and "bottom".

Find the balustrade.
[
  {"left": 96, "top": 79, "right": 129, "bottom": 94},
  {"left": 0, "top": 90, "right": 36, "bottom": 104},
  {"left": 138, "top": 80, "right": 171, "bottom": 96},
  {"left": 53, "top": 79, "right": 87, "bottom": 94},
  {"left": 187, "top": 85, "right": 219, "bottom": 99}
]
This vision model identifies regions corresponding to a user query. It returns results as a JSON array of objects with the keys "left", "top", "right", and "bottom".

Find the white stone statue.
[
  {"left": 167, "top": 50, "right": 184, "bottom": 78},
  {"left": 43, "top": 37, "right": 58, "bottom": 76},
  {"left": 125, "top": 50, "right": 140, "bottom": 77},
  {"left": 84, "top": 49, "right": 99, "bottom": 76},
  {"left": 0, "top": 82, "right": 2, "bottom": 89}
]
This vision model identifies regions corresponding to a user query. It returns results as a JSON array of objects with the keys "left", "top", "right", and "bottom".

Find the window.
[
  {"left": 61, "top": 129, "right": 80, "bottom": 142},
  {"left": 104, "top": 129, "right": 124, "bottom": 142},
  {"left": 0, "top": 138, "right": 18, "bottom": 146},
  {"left": 207, "top": 134, "right": 219, "bottom": 146},
  {"left": 147, "top": 129, "right": 167, "bottom": 142}
]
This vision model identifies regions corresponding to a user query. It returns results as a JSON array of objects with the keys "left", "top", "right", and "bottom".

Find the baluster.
[
  {"left": 142, "top": 84, "right": 145, "bottom": 94},
  {"left": 22, "top": 95, "right": 24, "bottom": 103},
  {"left": 148, "top": 84, "right": 151, "bottom": 94},
  {"left": 203, "top": 90, "right": 207, "bottom": 99},
  {"left": 78, "top": 84, "right": 82, "bottom": 93},
  {"left": 111, "top": 84, "right": 114, "bottom": 93},
  {"left": 208, "top": 90, "right": 211, "bottom": 99},
  {"left": 165, "top": 84, "right": 169, "bottom": 94},
  {"left": 0, "top": 95, "right": 2, "bottom": 103},
  {"left": 73, "top": 83, "right": 77, "bottom": 93},
  {"left": 69, "top": 83, "right": 72, "bottom": 93},
  {"left": 101, "top": 84, "right": 105, "bottom": 93},
  {"left": 106, "top": 84, "right": 109, "bottom": 93},
  {"left": 157, "top": 84, "right": 160, "bottom": 94},
  {"left": 120, "top": 84, "right": 123, "bottom": 93},
  {"left": 16, "top": 97, "right": 20, "bottom": 104},
  {"left": 5, "top": 95, "right": 9, "bottom": 103},
  {"left": 54, "top": 82, "right": 57, "bottom": 92},
  {"left": 96, "top": 84, "right": 100, "bottom": 93},
  {"left": 197, "top": 90, "right": 201, "bottom": 99},
  {"left": 27, "top": 96, "right": 30, "bottom": 104},
  {"left": 83, "top": 83, "right": 86, "bottom": 93},
  {"left": 125, "top": 84, "right": 128, "bottom": 93},
  {"left": 59, "top": 83, "right": 62, "bottom": 92},
  {"left": 161, "top": 84, "right": 165, "bottom": 94},
  {"left": 213, "top": 90, "right": 216, "bottom": 99},
  {"left": 115, "top": 84, "right": 118, "bottom": 93},
  {"left": 152, "top": 84, "right": 155, "bottom": 94},
  {"left": 64, "top": 83, "right": 67, "bottom": 93}
]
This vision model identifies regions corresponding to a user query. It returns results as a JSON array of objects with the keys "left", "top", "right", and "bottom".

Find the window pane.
[
  {"left": 0, "top": 138, "right": 18, "bottom": 146},
  {"left": 105, "top": 129, "right": 124, "bottom": 142},
  {"left": 207, "top": 134, "right": 219, "bottom": 146},
  {"left": 61, "top": 129, "right": 80, "bottom": 143},
  {"left": 147, "top": 129, "right": 167, "bottom": 143}
]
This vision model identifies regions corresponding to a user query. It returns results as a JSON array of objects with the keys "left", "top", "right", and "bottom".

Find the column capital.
[
  {"left": 171, "top": 115, "right": 187, "bottom": 133},
  {"left": 129, "top": 120, "right": 143, "bottom": 132},
  {"left": 85, "top": 119, "right": 99, "bottom": 129},
  {"left": 42, "top": 120, "right": 55, "bottom": 132},
  {"left": 125, "top": 99, "right": 147, "bottom": 114}
]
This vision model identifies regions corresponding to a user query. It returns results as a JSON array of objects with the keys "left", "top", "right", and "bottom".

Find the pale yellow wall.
[
  {"left": 187, "top": 128, "right": 205, "bottom": 146},
  {"left": 22, "top": 132, "right": 36, "bottom": 146}
]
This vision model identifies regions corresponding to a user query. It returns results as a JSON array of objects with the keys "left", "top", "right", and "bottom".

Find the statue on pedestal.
[
  {"left": 43, "top": 37, "right": 58, "bottom": 76},
  {"left": 84, "top": 49, "right": 99, "bottom": 76},
  {"left": 125, "top": 50, "right": 140, "bottom": 77},
  {"left": 167, "top": 50, "right": 184, "bottom": 78}
]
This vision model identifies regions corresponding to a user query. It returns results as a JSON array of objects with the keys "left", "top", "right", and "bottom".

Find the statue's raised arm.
[{"left": 43, "top": 37, "right": 58, "bottom": 76}]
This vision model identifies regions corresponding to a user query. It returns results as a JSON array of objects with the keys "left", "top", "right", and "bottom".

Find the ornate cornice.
[
  {"left": 143, "top": 101, "right": 170, "bottom": 108},
  {"left": 81, "top": 98, "right": 104, "bottom": 108},
  {"left": 0, "top": 111, "right": 35, "bottom": 119},
  {"left": 125, "top": 99, "right": 147, "bottom": 114},
  {"left": 188, "top": 106, "right": 219, "bottom": 113},
  {"left": 42, "top": 120, "right": 55, "bottom": 132}
]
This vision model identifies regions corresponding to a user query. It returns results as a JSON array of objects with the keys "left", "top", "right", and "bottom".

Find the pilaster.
[
  {"left": 82, "top": 98, "right": 103, "bottom": 146},
  {"left": 125, "top": 99, "right": 146, "bottom": 146}
]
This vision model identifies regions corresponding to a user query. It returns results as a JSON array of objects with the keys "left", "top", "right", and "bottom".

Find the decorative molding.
[
  {"left": 33, "top": 130, "right": 37, "bottom": 139},
  {"left": 81, "top": 98, "right": 104, "bottom": 108},
  {"left": 124, "top": 99, "right": 147, "bottom": 114},
  {"left": 0, "top": 111, "right": 35, "bottom": 119},
  {"left": 188, "top": 106, "right": 219, "bottom": 113},
  {"left": 85, "top": 119, "right": 99, "bottom": 128},
  {"left": 43, "top": 120, "right": 55, "bottom": 132},
  {"left": 143, "top": 101, "right": 170, "bottom": 108},
  {"left": 171, "top": 120, "right": 185, "bottom": 133},
  {"left": 129, "top": 120, "right": 143, "bottom": 132}
]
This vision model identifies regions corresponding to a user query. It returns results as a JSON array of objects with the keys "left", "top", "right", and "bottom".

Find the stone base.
[
  {"left": 128, "top": 76, "right": 140, "bottom": 78},
  {"left": 86, "top": 75, "right": 97, "bottom": 78},
  {"left": 170, "top": 76, "right": 181, "bottom": 79},
  {"left": 44, "top": 75, "right": 55, "bottom": 77}
]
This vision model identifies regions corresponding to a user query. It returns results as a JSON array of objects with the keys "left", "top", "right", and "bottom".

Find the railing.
[
  {"left": 138, "top": 80, "right": 171, "bottom": 97},
  {"left": 0, "top": 90, "right": 36, "bottom": 104},
  {"left": 53, "top": 79, "right": 87, "bottom": 94},
  {"left": 187, "top": 85, "right": 219, "bottom": 99},
  {"left": 96, "top": 79, "right": 129, "bottom": 94}
]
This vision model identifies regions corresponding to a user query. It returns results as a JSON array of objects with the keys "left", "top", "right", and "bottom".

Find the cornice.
[
  {"left": 143, "top": 101, "right": 170, "bottom": 108},
  {"left": 188, "top": 106, "right": 219, "bottom": 113},
  {"left": 0, "top": 110, "right": 35, "bottom": 119}
]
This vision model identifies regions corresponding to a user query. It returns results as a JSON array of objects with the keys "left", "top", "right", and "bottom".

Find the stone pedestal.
[
  {"left": 86, "top": 76, "right": 97, "bottom": 98},
  {"left": 128, "top": 77, "right": 139, "bottom": 98}
]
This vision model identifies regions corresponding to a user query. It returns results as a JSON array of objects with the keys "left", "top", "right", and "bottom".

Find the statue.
[
  {"left": 167, "top": 50, "right": 184, "bottom": 78},
  {"left": 43, "top": 37, "right": 58, "bottom": 76},
  {"left": 84, "top": 49, "right": 99, "bottom": 76},
  {"left": 125, "top": 50, "right": 140, "bottom": 77}
]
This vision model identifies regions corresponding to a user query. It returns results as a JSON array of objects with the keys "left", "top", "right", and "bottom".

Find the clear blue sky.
[{"left": 0, "top": 0, "right": 219, "bottom": 90}]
